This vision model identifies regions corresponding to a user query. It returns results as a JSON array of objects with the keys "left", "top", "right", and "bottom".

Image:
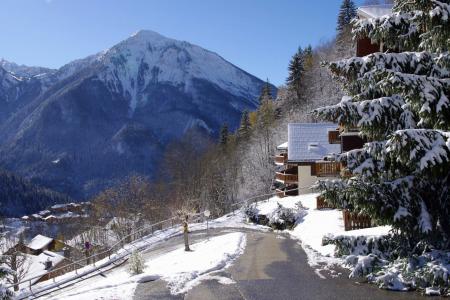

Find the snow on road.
[{"left": 43, "top": 232, "right": 246, "bottom": 299}]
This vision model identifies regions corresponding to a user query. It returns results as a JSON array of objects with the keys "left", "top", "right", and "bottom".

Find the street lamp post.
[{"left": 204, "top": 210, "right": 211, "bottom": 240}]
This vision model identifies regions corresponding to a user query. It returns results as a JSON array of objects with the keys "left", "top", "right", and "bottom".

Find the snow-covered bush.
[
  {"left": 243, "top": 203, "right": 259, "bottom": 224},
  {"left": 346, "top": 254, "right": 387, "bottom": 278},
  {"left": 366, "top": 250, "right": 450, "bottom": 294},
  {"left": 244, "top": 201, "right": 307, "bottom": 230},
  {"left": 267, "top": 203, "right": 296, "bottom": 230},
  {"left": 323, "top": 234, "right": 395, "bottom": 258},
  {"left": 325, "top": 234, "right": 450, "bottom": 294},
  {"left": 267, "top": 202, "right": 307, "bottom": 230},
  {"left": 128, "top": 250, "right": 145, "bottom": 275}
]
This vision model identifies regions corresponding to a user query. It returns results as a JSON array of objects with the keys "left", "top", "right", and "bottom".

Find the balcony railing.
[
  {"left": 275, "top": 188, "right": 298, "bottom": 198},
  {"left": 274, "top": 153, "right": 288, "bottom": 165},
  {"left": 328, "top": 130, "right": 340, "bottom": 144},
  {"left": 313, "top": 161, "right": 341, "bottom": 177},
  {"left": 275, "top": 169, "right": 298, "bottom": 184}
]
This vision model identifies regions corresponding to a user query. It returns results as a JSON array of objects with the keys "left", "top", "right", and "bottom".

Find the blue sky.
[{"left": 0, "top": 0, "right": 363, "bottom": 86}]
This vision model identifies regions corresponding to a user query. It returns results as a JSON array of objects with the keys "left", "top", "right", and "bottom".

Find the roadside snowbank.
[
  {"left": 43, "top": 232, "right": 246, "bottom": 299},
  {"left": 243, "top": 193, "right": 392, "bottom": 274}
]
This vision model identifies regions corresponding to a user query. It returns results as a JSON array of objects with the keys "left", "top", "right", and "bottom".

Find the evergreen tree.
[
  {"left": 238, "top": 110, "right": 251, "bottom": 139},
  {"left": 303, "top": 45, "right": 314, "bottom": 70},
  {"left": 219, "top": 123, "right": 229, "bottom": 146},
  {"left": 259, "top": 79, "right": 273, "bottom": 104},
  {"left": 314, "top": 0, "right": 450, "bottom": 250},
  {"left": 336, "top": 0, "right": 357, "bottom": 58},
  {"left": 286, "top": 47, "right": 305, "bottom": 100},
  {"left": 336, "top": 0, "right": 357, "bottom": 34}
]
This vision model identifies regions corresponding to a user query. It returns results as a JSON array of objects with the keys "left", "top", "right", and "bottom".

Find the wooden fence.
[
  {"left": 316, "top": 196, "right": 335, "bottom": 210},
  {"left": 342, "top": 210, "right": 372, "bottom": 231}
]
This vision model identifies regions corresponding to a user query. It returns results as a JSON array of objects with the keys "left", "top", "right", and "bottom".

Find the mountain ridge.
[{"left": 0, "top": 30, "right": 276, "bottom": 202}]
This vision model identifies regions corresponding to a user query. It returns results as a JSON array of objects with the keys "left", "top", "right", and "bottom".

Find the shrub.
[{"left": 128, "top": 250, "right": 145, "bottom": 275}]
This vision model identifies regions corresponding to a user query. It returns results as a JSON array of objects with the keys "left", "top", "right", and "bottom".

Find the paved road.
[{"left": 134, "top": 229, "right": 441, "bottom": 300}]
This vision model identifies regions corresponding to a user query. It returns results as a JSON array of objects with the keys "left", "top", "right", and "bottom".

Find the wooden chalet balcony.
[
  {"left": 275, "top": 168, "right": 298, "bottom": 184},
  {"left": 313, "top": 161, "right": 341, "bottom": 177},
  {"left": 328, "top": 130, "right": 340, "bottom": 144},
  {"left": 274, "top": 153, "right": 288, "bottom": 165}
]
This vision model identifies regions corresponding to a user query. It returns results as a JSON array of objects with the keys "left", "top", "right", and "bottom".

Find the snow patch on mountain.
[{"left": 94, "top": 30, "right": 261, "bottom": 115}]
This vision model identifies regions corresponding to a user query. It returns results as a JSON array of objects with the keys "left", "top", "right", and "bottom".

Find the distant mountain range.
[{"left": 0, "top": 30, "right": 274, "bottom": 202}]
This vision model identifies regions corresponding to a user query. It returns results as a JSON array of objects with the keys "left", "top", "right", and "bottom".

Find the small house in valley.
[{"left": 25, "top": 234, "right": 67, "bottom": 256}]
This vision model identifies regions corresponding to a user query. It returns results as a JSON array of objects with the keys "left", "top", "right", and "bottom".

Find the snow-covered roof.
[
  {"left": 27, "top": 234, "right": 53, "bottom": 251},
  {"left": 357, "top": 4, "right": 393, "bottom": 19},
  {"left": 287, "top": 123, "right": 340, "bottom": 162},
  {"left": 24, "top": 250, "right": 65, "bottom": 284},
  {"left": 277, "top": 142, "right": 288, "bottom": 150}
]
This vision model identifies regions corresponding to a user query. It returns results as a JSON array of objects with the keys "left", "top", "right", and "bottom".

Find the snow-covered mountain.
[
  {"left": 0, "top": 58, "right": 55, "bottom": 78},
  {"left": 0, "top": 30, "right": 274, "bottom": 200}
]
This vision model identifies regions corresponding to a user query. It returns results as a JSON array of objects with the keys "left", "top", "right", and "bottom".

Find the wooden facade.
[
  {"left": 275, "top": 169, "right": 298, "bottom": 184},
  {"left": 274, "top": 153, "right": 288, "bottom": 165},
  {"left": 341, "top": 134, "right": 365, "bottom": 152},
  {"left": 328, "top": 130, "right": 340, "bottom": 144},
  {"left": 356, "top": 36, "right": 381, "bottom": 57},
  {"left": 312, "top": 161, "right": 341, "bottom": 177}
]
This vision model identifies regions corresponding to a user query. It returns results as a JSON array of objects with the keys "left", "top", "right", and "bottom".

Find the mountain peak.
[{"left": 130, "top": 29, "right": 166, "bottom": 40}]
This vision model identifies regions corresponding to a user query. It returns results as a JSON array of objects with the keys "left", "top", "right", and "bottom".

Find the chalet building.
[
  {"left": 25, "top": 234, "right": 67, "bottom": 256},
  {"left": 275, "top": 123, "right": 341, "bottom": 196},
  {"left": 275, "top": 123, "right": 368, "bottom": 197},
  {"left": 355, "top": 4, "right": 393, "bottom": 57},
  {"left": 2, "top": 234, "right": 78, "bottom": 287}
]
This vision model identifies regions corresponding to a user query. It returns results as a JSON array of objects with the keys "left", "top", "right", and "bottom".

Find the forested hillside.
[{"left": 0, "top": 169, "right": 71, "bottom": 217}]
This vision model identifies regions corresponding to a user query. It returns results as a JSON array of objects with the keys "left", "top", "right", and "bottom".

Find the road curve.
[{"left": 134, "top": 229, "right": 441, "bottom": 300}]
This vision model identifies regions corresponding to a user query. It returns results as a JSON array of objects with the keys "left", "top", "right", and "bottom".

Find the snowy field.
[{"left": 41, "top": 232, "right": 246, "bottom": 299}]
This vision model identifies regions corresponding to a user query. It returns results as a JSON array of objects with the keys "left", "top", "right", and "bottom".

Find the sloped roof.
[
  {"left": 358, "top": 4, "right": 393, "bottom": 19},
  {"left": 24, "top": 250, "right": 65, "bottom": 285},
  {"left": 27, "top": 234, "right": 53, "bottom": 251},
  {"left": 287, "top": 123, "right": 340, "bottom": 162}
]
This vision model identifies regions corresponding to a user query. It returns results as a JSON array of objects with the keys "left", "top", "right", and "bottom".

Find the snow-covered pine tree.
[
  {"left": 313, "top": 0, "right": 450, "bottom": 250},
  {"left": 286, "top": 47, "right": 305, "bottom": 100}
]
